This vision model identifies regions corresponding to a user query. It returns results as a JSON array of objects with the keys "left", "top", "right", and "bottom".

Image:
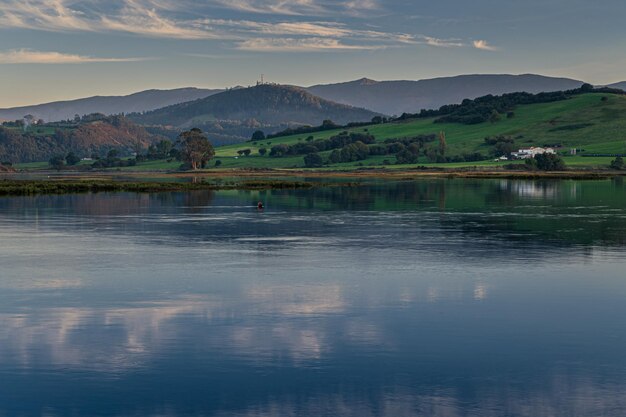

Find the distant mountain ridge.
[
  {"left": 307, "top": 74, "right": 586, "bottom": 115},
  {"left": 0, "top": 88, "right": 222, "bottom": 123},
  {"left": 1, "top": 74, "right": 591, "bottom": 126},
  {"left": 607, "top": 81, "right": 626, "bottom": 90}
]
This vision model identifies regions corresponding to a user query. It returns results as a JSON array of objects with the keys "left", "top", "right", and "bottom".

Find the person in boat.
[{"left": 257, "top": 201, "right": 264, "bottom": 209}]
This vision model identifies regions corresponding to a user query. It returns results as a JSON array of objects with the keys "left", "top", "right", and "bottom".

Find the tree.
[
  {"left": 438, "top": 131, "right": 447, "bottom": 157},
  {"left": 177, "top": 128, "right": 215, "bottom": 170},
  {"left": 269, "top": 144, "right": 290, "bottom": 157},
  {"left": 396, "top": 149, "right": 419, "bottom": 164},
  {"left": 489, "top": 110, "right": 501, "bottom": 123},
  {"left": 156, "top": 140, "right": 173, "bottom": 158},
  {"left": 65, "top": 151, "right": 81, "bottom": 166},
  {"left": 580, "top": 83, "right": 594, "bottom": 92},
  {"left": 49, "top": 155, "right": 65, "bottom": 170},
  {"left": 328, "top": 149, "right": 342, "bottom": 163},
  {"left": 610, "top": 156, "right": 624, "bottom": 170},
  {"left": 251, "top": 130, "right": 266, "bottom": 141},
  {"left": 215, "top": 159, "right": 222, "bottom": 167},
  {"left": 169, "top": 148, "right": 181, "bottom": 160},
  {"left": 258, "top": 148, "right": 267, "bottom": 156},
  {"left": 322, "top": 119, "right": 337, "bottom": 129},
  {"left": 534, "top": 153, "right": 566, "bottom": 171},
  {"left": 147, "top": 145, "right": 158, "bottom": 159},
  {"left": 303, "top": 153, "right": 323, "bottom": 168},
  {"left": 494, "top": 141, "right": 516, "bottom": 157}
]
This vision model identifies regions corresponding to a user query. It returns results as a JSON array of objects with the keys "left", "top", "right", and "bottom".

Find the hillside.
[
  {"left": 0, "top": 115, "right": 162, "bottom": 163},
  {"left": 0, "top": 88, "right": 222, "bottom": 123},
  {"left": 307, "top": 74, "right": 585, "bottom": 115},
  {"left": 130, "top": 84, "right": 380, "bottom": 143},
  {"left": 201, "top": 91, "right": 626, "bottom": 170}
]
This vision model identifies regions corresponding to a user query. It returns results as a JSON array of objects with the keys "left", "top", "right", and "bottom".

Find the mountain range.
[
  {"left": 2, "top": 73, "right": 625, "bottom": 154},
  {"left": 2, "top": 74, "right": 610, "bottom": 125},
  {"left": 307, "top": 74, "right": 586, "bottom": 115},
  {"left": 0, "top": 88, "right": 221, "bottom": 123}
]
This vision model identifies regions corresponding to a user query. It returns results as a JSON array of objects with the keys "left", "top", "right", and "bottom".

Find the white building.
[{"left": 511, "top": 147, "right": 556, "bottom": 159}]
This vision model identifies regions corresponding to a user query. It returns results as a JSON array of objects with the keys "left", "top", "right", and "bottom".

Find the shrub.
[
  {"left": 303, "top": 153, "right": 323, "bottom": 168},
  {"left": 251, "top": 130, "right": 265, "bottom": 141},
  {"left": 533, "top": 153, "right": 566, "bottom": 170},
  {"left": 610, "top": 156, "right": 624, "bottom": 170}
]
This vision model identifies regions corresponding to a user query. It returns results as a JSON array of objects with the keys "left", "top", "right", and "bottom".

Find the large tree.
[{"left": 177, "top": 128, "right": 215, "bottom": 170}]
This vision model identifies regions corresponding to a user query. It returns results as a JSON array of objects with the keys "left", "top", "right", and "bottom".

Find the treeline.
[
  {"left": 269, "top": 132, "right": 376, "bottom": 157},
  {"left": 293, "top": 132, "right": 490, "bottom": 167},
  {"left": 266, "top": 119, "right": 341, "bottom": 139},
  {"left": 396, "top": 85, "right": 625, "bottom": 125},
  {"left": 277, "top": 131, "right": 493, "bottom": 167},
  {"left": 49, "top": 129, "right": 215, "bottom": 171},
  {"left": 265, "top": 116, "right": 391, "bottom": 140}
]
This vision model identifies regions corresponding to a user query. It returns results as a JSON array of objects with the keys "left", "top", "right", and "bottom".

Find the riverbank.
[
  {"left": 0, "top": 168, "right": 626, "bottom": 196},
  {"left": 9, "top": 166, "right": 626, "bottom": 179},
  {"left": 1, "top": 168, "right": 624, "bottom": 196},
  {"left": 0, "top": 178, "right": 358, "bottom": 196}
]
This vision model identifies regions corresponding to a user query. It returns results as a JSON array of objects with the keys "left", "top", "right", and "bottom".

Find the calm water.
[{"left": 1, "top": 179, "right": 626, "bottom": 417}]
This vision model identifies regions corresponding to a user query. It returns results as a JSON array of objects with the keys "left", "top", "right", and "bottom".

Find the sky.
[{"left": 1, "top": 0, "right": 626, "bottom": 107}]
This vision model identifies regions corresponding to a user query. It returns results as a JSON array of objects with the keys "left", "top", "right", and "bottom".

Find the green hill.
[{"left": 199, "top": 92, "right": 624, "bottom": 169}]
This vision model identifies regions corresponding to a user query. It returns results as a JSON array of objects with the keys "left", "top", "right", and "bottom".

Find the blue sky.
[{"left": 1, "top": 0, "right": 626, "bottom": 107}]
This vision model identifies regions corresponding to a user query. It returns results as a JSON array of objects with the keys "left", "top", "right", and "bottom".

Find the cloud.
[
  {"left": 421, "top": 36, "right": 464, "bottom": 48},
  {"left": 473, "top": 39, "right": 498, "bottom": 51},
  {"left": 0, "top": 0, "right": 491, "bottom": 53},
  {"left": 0, "top": 0, "right": 223, "bottom": 39},
  {"left": 204, "top": 19, "right": 414, "bottom": 44},
  {"left": 0, "top": 0, "right": 93, "bottom": 31},
  {"left": 236, "top": 37, "right": 384, "bottom": 52},
  {"left": 0, "top": 49, "right": 146, "bottom": 64},
  {"left": 98, "top": 0, "right": 222, "bottom": 39},
  {"left": 213, "top": 0, "right": 368, "bottom": 16}
]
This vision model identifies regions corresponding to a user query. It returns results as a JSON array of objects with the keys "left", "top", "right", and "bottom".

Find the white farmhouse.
[{"left": 511, "top": 147, "right": 556, "bottom": 159}]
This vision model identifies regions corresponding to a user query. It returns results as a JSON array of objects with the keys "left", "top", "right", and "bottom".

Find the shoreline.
[
  {"left": 12, "top": 167, "right": 625, "bottom": 179},
  {"left": 1, "top": 168, "right": 624, "bottom": 196},
  {"left": 0, "top": 178, "right": 362, "bottom": 197}
]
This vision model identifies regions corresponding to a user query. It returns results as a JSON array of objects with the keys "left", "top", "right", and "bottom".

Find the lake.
[{"left": 1, "top": 178, "right": 626, "bottom": 416}]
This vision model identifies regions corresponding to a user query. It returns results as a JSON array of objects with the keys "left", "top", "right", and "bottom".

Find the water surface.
[{"left": 1, "top": 179, "right": 626, "bottom": 416}]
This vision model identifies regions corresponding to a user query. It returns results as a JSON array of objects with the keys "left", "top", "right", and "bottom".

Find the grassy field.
[
  {"left": 12, "top": 93, "right": 626, "bottom": 172},
  {"left": 210, "top": 93, "right": 626, "bottom": 169}
]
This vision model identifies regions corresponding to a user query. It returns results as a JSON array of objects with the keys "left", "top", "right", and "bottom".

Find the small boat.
[{"left": 257, "top": 201, "right": 264, "bottom": 210}]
